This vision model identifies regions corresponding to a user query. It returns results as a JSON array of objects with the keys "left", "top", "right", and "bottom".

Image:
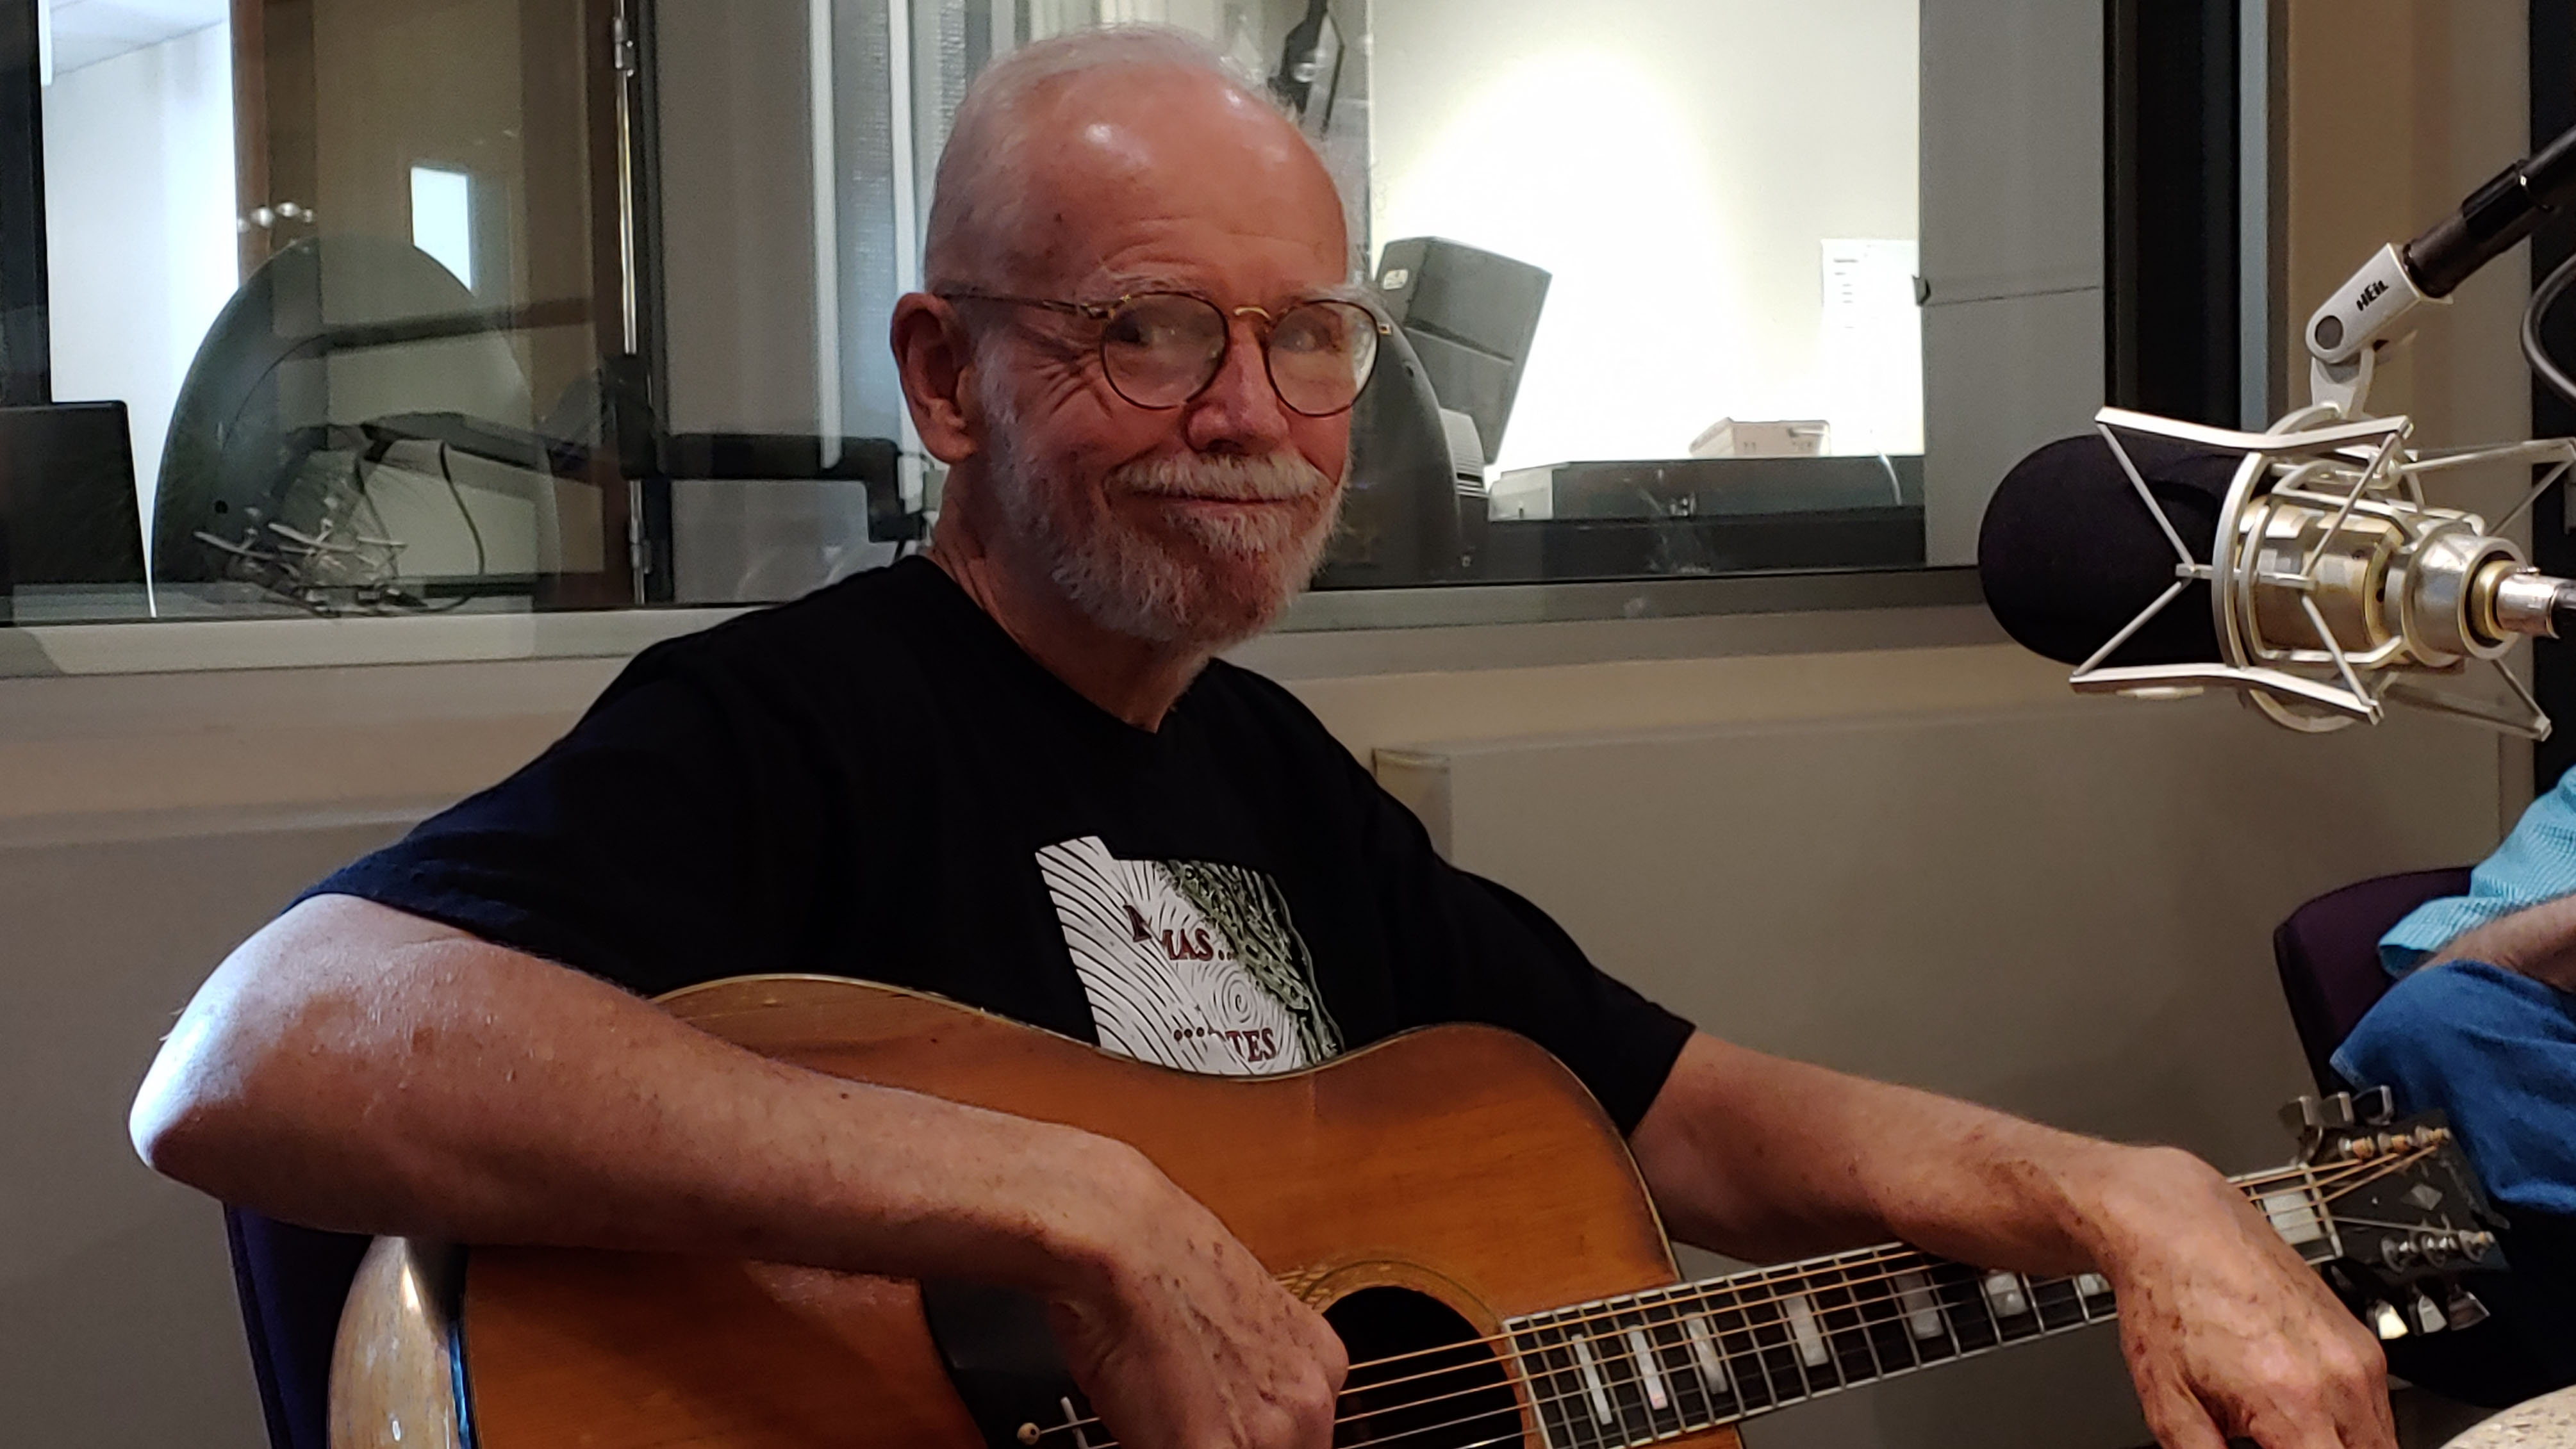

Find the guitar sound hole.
[{"left": 1325, "top": 1287, "right": 1516, "bottom": 1448}]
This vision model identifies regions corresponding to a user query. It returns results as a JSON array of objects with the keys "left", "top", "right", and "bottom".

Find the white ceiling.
[{"left": 46, "top": 0, "right": 229, "bottom": 78}]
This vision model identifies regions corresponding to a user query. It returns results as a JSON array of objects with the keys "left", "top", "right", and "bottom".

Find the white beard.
[{"left": 982, "top": 394, "right": 1341, "bottom": 650}]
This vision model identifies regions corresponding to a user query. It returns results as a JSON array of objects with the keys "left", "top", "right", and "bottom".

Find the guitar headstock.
[{"left": 2278, "top": 1088, "right": 2507, "bottom": 1341}]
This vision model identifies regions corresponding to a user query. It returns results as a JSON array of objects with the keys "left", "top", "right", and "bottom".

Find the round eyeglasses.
[{"left": 937, "top": 290, "right": 1389, "bottom": 417}]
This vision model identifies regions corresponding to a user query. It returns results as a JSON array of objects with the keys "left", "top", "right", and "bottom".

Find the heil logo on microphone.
[{"left": 2356, "top": 279, "right": 2390, "bottom": 310}]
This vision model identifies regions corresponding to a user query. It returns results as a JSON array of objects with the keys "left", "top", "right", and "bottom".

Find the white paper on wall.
[{"left": 1820, "top": 238, "right": 1925, "bottom": 457}]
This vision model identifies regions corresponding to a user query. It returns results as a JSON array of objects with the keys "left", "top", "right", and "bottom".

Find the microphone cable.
[{"left": 2523, "top": 246, "right": 2576, "bottom": 409}]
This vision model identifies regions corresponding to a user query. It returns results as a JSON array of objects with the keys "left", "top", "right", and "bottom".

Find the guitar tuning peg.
[
  {"left": 2446, "top": 1286, "right": 2491, "bottom": 1330},
  {"left": 2354, "top": 1086, "right": 2397, "bottom": 1126},
  {"left": 2282, "top": 1093, "right": 2358, "bottom": 1133},
  {"left": 2411, "top": 1292, "right": 2447, "bottom": 1333},
  {"left": 2283, "top": 1093, "right": 2359, "bottom": 1163},
  {"left": 2366, "top": 1300, "right": 2410, "bottom": 1340}
]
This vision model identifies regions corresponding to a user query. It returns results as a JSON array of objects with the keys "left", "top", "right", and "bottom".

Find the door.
[{"left": 222, "top": 0, "right": 640, "bottom": 606}]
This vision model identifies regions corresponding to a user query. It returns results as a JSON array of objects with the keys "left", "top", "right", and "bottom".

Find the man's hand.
[
  {"left": 1632, "top": 1034, "right": 2398, "bottom": 1449},
  {"left": 1044, "top": 1143, "right": 1347, "bottom": 1449},
  {"left": 2083, "top": 1148, "right": 2394, "bottom": 1449}
]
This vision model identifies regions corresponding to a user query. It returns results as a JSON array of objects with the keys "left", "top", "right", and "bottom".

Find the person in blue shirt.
[{"left": 2336, "top": 770, "right": 2576, "bottom": 1401}]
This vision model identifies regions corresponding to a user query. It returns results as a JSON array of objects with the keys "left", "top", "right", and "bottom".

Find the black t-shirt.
[{"left": 310, "top": 559, "right": 1693, "bottom": 1131}]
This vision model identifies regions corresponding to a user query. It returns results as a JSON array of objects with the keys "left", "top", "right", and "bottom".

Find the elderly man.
[{"left": 133, "top": 28, "right": 2388, "bottom": 1449}]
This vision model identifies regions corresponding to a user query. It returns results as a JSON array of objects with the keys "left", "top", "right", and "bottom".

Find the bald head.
[{"left": 922, "top": 27, "right": 1348, "bottom": 295}]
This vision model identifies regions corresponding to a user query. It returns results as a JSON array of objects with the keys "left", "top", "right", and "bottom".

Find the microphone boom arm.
[{"left": 2305, "top": 120, "right": 2576, "bottom": 417}]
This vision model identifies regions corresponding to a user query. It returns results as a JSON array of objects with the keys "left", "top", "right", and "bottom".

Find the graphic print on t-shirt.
[{"left": 1037, "top": 835, "right": 1343, "bottom": 1076}]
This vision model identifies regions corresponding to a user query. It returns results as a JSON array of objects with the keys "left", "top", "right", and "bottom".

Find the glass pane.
[
  {"left": 10, "top": 0, "right": 1956, "bottom": 626},
  {"left": 1351, "top": 0, "right": 1923, "bottom": 587},
  {"left": 26, "top": 4, "right": 235, "bottom": 620},
  {"left": 24, "top": 0, "right": 628, "bottom": 623}
]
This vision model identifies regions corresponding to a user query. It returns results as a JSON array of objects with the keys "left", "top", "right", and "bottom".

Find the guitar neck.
[{"left": 1500, "top": 1163, "right": 2336, "bottom": 1448}]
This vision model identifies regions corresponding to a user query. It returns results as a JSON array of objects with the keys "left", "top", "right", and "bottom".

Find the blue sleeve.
[
  {"left": 2382, "top": 771, "right": 2576, "bottom": 976},
  {"left": 2331, "top": 960, "right": 2576, "bottom": 1216}
]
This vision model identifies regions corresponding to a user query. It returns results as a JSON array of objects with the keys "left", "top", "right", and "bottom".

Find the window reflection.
[{"left": 9, "top": 0, "right": 1928, "bottom": 626}]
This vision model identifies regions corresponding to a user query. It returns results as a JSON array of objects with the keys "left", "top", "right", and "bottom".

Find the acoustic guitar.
[{"left": 328, "top": 976, "right": 2505, "bottom": 1449}]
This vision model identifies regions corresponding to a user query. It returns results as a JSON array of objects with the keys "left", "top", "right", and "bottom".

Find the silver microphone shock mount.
[{"left": 2067, "top": 124, "right": 2576, "bottom": 739}]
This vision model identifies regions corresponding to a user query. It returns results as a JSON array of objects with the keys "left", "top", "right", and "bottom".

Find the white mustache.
[{"left": 1111, "top": 452, "right": 1332, "bottom": 503}]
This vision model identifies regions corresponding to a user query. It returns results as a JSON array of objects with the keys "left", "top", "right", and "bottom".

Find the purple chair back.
[
  {"left": 2271, "top": 867, "right": 2472, "bottom": 1093},
  {"left": 225, "top": 1206, "right": 374, "bottom": 1449}
]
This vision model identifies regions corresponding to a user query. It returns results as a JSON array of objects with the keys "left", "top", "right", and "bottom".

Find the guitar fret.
[
  {"left": 1938, "top": 1263, "right": 1999, "bottom": 1353},
  {"left": 2029, "top": 1274, "right": 2087, "bottom": 1333},
  {"left": 1558, "top": 1316, "right": 1615, "bottom": 1449},
  {"left": 2075, "top": 1271, "right": 2117, "bottom": 1322},
  {"left": 1600, "top": 1301, "right": 1677, "bottom": 1445},
  {"left": 1569, "top": 1329, "right": 1618, "bottom": 1429},
  {"left": 1813, "top": 1265, "right": 1890, "bottom": 1386},
  {"left": 1580, "top": 1313, "right": 1644, "bottom": 1445},
  {"left": 1513, "top": 1318, "right": 1602, "bottom": 1449},
  {"left": 1681, "top": 1301, "right": 1731, "bottom": 1407},
  {"left": 1746, "top": 1286, "right": 1817, "bottom": 1406},
  {"left": 1706, "top": 1282, "right": 1782, "bottom": 1414},
  {"left": 1779, "top": 1290, "right": 1831, "bottom": 1370},
  {"left": 1631, "top": 1299, "right": 1694, "bottom": 1440},
  {"left": 1981, "top": 1270, "right": 2035, "bottom": 1328},
  {"left": 1838, "top": 1262, "right": 1894, "bottom": 1384},
  {"left": 1646, "top": 1292, "right": 1721, "bottom": 1429},
  {"left": 1875, "top": 1261, "right": 1937, "bottom": 1369},
  {"left": 1528, "top": 1222, "right": 2247, "bottom": 1445}
]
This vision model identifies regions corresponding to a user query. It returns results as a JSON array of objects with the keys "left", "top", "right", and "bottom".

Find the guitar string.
[
  {"left": 1032, "top": 1149, "right": 2438, "bottom": 1449},
  {"left": 1308, "top": 1146, "right": 2404, "bottom": 1387},
  {"left": 1039, "top": 1150, "right": 2431, "bottom": 1449},
  {"left": 1323, "top": 1202, "right": 2283, "bottom": 1448},
  {"left": 1055, "top": 1197, "right": 2374, "bottom": 1449},
  {"left": 1028, "top": 1146, "right": 2441, "bottom": 1447},
  {"left": 1062, "top": 1186, "right": 2390, "bottom": 1449},
  {"left": 1035, "top": 1143, "right": 2425, "bottom": 1440},
  {"left": 1339, "top": 1255, "right": 2117, "bottom": 1449},
  {"left": 1343, "top": 1136, "right": 2441, "bottom": 1449}
]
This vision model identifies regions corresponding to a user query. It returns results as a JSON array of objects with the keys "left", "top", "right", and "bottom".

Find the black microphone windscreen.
[{"left": 1977, "top": 432, "right": 2240, "bottom": 667}]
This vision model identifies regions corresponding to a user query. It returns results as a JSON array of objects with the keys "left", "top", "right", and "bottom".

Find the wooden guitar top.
[{"left": 331, "top": 975, "right": 1741, "bottom": 1449}]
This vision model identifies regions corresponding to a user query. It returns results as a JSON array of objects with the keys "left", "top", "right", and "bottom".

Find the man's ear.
[{"left": 891, "top": 294, "right": 985, "bottom": 464}]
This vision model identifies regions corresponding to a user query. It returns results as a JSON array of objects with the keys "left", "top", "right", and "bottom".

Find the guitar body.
[{"left": 337, "top": 976, "right": 1742, "bottom": 1449}]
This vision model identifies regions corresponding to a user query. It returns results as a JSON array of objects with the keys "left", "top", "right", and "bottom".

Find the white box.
[{"left": 1689, "top": 418, "right": 1831, "bottom": 459}]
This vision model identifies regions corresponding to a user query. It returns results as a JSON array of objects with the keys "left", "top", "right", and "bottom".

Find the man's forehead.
[
  {"left": 1006, "top": 71, "right": 1346, "bottom": 290},
  {"left": 1069, "top": 218, "right": 1351, "bottom": 298}
]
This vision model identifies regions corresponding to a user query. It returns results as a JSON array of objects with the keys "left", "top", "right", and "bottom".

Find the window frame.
[
  {"left": 0, "top": 0, "right": 2263, "bottom": 662},
  {"left": 1, "top": 0, "right": 48, "bottom": 408}
]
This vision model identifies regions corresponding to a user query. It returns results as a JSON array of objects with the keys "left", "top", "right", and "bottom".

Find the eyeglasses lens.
[
  {"left": 1267, "top": 300, "right": 1378, "bottom": 416},
  {"left": 1098, "top": 295, "right": 1380, "bottom": 416},
  {"left": 1100, "top": 295, "right": 1229, "bottom": 409}
]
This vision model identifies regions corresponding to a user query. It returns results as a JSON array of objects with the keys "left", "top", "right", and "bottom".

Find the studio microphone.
[{"left": 1977, "top": 407, "right": 2576, "bottom": 738}]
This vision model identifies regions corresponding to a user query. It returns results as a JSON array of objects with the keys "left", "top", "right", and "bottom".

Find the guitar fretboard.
[{"left": 1503, "top": 1167, "right": 2336, "bottom": 1448}]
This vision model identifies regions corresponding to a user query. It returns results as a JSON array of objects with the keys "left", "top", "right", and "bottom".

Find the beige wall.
[{"left": 2284, "top": 0, "right": 2531, "bottom": 457}]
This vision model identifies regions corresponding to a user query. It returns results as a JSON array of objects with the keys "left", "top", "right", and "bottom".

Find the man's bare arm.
[
  {"left": 2425, "top": 893, "right": 2576, "bottom": 990},
  {"left": 132, "top": 894, "right": 1343, "bottom": 1449},
  {"left": 1630, "top": 1033, "right": 2391, "bottom": 1449}
]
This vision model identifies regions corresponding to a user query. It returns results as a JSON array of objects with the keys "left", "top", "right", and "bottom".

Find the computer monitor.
[
  {"left": 1371, "top": 238, "right": 1551, "bottom": 463},
  {"left": 0, "top": 400, "right": 145, "bottom": 611}
]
